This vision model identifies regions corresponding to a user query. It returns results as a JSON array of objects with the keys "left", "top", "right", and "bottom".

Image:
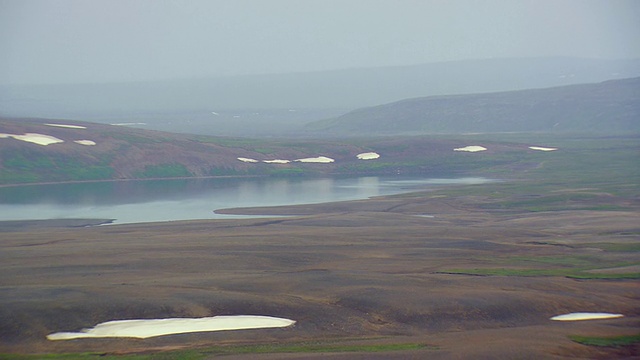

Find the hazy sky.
[{"left": 1, "top": 0, "right": 639, "bottom": 84}]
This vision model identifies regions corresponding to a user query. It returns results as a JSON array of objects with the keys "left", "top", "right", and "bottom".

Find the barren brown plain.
[{"left": 1, "top": 183, "right": 638, "bottom": 359}]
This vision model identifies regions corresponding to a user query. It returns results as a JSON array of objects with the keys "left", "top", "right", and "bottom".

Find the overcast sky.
[{"left": 1, "top": 0, "right": 639, "bottom": 84}]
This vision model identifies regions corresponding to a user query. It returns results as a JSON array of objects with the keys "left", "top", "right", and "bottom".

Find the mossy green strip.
[
  {"left": 0, "top": 342, "right": 434, "bottom": 359},
  {"left": 440, "top": 268, "right": 640, "bottom": 279},
  {"left": 569, "top": 334, "right": 640, "bottom": 347}
]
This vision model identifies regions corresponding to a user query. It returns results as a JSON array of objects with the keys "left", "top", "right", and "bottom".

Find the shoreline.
[
  {"left": 0, "top": 174, "right": 267, "bottom": 188},
  {"left": 0, "top": 218, "right": 115, "bottom": 231},
  {"left": 0, "top": 176, "right": 499, "bottom": 227}
]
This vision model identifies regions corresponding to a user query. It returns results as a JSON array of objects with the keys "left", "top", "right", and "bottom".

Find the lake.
[{"left": 0, "top": 176, "right": 493, "bottom": 224}]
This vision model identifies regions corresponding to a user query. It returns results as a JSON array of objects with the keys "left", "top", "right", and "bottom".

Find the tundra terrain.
[
  {"left": 1, "top": 149, "right": 638, "bottom": 359},
  {"left": 0, "top": 132, "right": 638, "bottom": 358}
]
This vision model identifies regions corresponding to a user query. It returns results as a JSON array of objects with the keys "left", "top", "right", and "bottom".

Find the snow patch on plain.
[
  {"left": 237, "top": 157, "right": 259, "bottom": 163},
  {"left": 47, "top": 315, "right": 296, "bottom": 340},
  {"left": 74, "top": 140, "right": 96, "bottom": 146},
  {"left": 550, "top": 312, "right": 623, "bottom": 321},
  {"left": 263, "top": 159, "right": 291, "bottom": 164}
]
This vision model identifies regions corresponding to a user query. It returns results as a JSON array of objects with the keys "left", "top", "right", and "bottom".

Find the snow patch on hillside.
[
  {"left": 454, "top": 146, "right": 487, "bottom": 152},
  {"left": 294, "top": 156, "right": 334, "bottom": 163},
  {"left": 0, "top": 133, "right": 64, "bottom": 146},
  {"left": 357, "top": 152, "right": 380, "bottom": 160},
  {"left": 44, "top": 123, "right": 87, "bottom": 129}
]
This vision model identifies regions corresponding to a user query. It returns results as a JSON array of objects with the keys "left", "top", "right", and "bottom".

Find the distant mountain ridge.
[
  {"left": 1, "top": 57, "right": 639, "bottom": 132},
  {"left": 307, "top": 77, "right": 640, "bottom": 136}
]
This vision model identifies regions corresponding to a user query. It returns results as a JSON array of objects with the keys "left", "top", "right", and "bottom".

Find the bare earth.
[{"left": 0, "top": 191, "right": 638, "bottom": 359}]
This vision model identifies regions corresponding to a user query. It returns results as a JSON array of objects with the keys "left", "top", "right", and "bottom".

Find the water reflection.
[{"left": 0, "top": 176, "right": 493, "bottom": 224}]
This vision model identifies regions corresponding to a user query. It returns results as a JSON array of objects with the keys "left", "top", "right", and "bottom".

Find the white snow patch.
[
  {"left": 294, "top": 156, "right": 334, "bottom": 163},
  {"left": 529, "top": 146, "right": 558, "bottom": 151},
  {"left": 550, "top": 312, "right": 624, "bottom": 321},
  {"left": 47, "top": 315, "right": 296, "bottom": 340},
  {"left": 357, "top": 152, "right": 380, "bottom": 160},
  {"left": 0, "top": 133, "right": 64, "bottom": 146},
  {"left": 44, "top": 123, "right": 86, "bottom": 129},
  {"left": 263, "top": 159, "right": 291, "bottom": 164},
  {"left": 74, "top": 140, "right": 96, "bottom": 146},
  {"left": 237, "top": 157, "right": 259, "bottom": 163},
  {"left": 454, "top": 146, "right": 487, "bottom": 152}
]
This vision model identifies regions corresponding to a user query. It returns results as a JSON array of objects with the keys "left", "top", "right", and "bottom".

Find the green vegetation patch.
[
  {"left": 266, "top": 167, "right": 308, "bottom": 176},
  {"left": 0, "top": 171, "right": 40, "bottom": 184},
  {"left": 1, "top": 150, "right": 115, "bottom": 183},
  {"left": 0, "top": 342, "right": 433, "bottom": 359},
  {"left": 134, "top": 164, "right": 192, "bottom": 178},
  {"left": 581, "top": 242, "right": 640, "bottom": 252},
  {"left": 441, "top": 268, "right": 640, "bottom": 279},
  {"left": 510, "top": 255, "right": 598, "bottom": 267},
  {"left": 208, "top": 342, "right": 432, "bottom": 355},
  {"left": 569, "top": 334, "right": 640, "bottom": 347},
  {"left": 3, "top": 152, "right": 57, "bottom": 171},
  {"left": 441, "top": 255, "right": 640, "bottom": 279},
  {"left": 106, "top": 132, "right": 166, "bottom": 144}
]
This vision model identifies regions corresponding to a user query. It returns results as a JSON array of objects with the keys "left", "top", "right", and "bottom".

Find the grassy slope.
[
  {"left": 4, "top": 118, "right": 624, "bottom": 185},
  {"left": 0, "top": 118, "right": 365, "bottom": 184}
]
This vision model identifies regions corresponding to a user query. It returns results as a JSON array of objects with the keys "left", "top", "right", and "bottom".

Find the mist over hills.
[
  {"left": 1, "top": 57, "right": 639, "bottom": 137},
  {"left": 308, "top": 77, "right": 640, "bottom": 136}
]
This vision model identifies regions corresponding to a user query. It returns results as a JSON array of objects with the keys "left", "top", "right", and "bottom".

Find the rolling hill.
[
  {"left": 0, "top": 117, "right": 578, "bottom": 185},
  {"left": 307, "top": 77, "right": 640, "bottom": 136}
]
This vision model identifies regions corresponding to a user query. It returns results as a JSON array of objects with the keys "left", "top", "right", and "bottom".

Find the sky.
[{"left": 1, "top": 0, "right": 639, "bottom": 84}]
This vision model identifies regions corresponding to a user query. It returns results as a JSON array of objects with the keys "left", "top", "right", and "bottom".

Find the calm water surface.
[{"left": 0, "top": 176, "right": 492, "bottom": 224}]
